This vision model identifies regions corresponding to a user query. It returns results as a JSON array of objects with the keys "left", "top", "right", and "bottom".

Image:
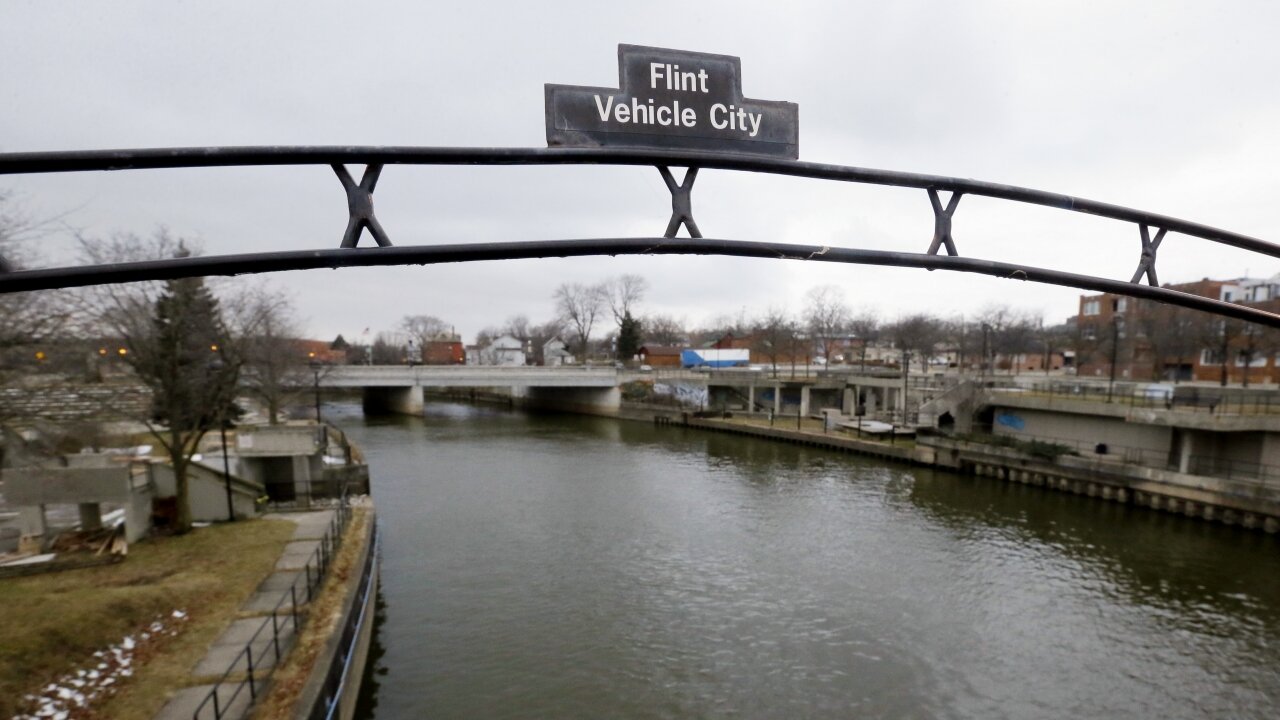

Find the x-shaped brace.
[
  {"left": 333, "top": 164, "right": 392, "bottom": 248},
  {"left": 926, "top": 189, "right": 962, "bottom": 256},
  {"left": 1129, "top": 224, "right": 1166, "bottom": 285},
  {"left": 658, "top": 166, "right": 702, "bottom": 239}
]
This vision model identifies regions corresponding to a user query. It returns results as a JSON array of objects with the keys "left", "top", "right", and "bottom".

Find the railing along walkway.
[{"left": 151, "top": 496, "right": 353, "bottom": 720}]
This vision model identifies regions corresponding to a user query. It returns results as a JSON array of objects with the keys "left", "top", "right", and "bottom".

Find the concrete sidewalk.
[{"left": 153, "top": 510, "right": 335, "bottom": 720}]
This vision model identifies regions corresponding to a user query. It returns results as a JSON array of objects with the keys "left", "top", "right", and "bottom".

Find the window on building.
[
  {"left": 1082, "top": 323, "right": 1097, "bottom": 340},
  {"left": 1083, "top": 300, "right": 1100, "bottom": 316},
  {"left": 1201, "top": 348, "right": 1224, "bottom": 366},
  {"left": 1235, "top": 351, "right": 1268, "bottom": 368},
  {"left": 1115, "top": 298, "right": 1127, "bottom": 313}
]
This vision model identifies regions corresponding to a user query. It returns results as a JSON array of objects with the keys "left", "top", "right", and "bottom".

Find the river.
[{"left": 337, "top": 401, "right": 1280, "bottom": 719}]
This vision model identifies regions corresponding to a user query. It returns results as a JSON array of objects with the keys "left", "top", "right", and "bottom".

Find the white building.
[
  {"left": 1220, "top": 274, "right": 1280, "bottom": 304},
  {"left": 478, "top": 334, "right": 527, "bottom": 366},
  {"left": 543, "top": 338, "right": 575, "bottom": 366}
]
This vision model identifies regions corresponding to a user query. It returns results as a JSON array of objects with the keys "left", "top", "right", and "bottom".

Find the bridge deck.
[{"left": 319, "top": 366, "right": 620, "bottom": 388}]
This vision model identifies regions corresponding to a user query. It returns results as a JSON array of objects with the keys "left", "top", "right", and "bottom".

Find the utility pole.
[
  {"left": 220, "top": 421, "right": 234, "bottom": 521},
  {"left": 902, "top": 350, "right": 911, "bottom": 427},
  {"left": 981, "top": 324, "right": 989, "bottom": 381},
  {"left": 311, "top": 361, "right": 323, "bottom": 423},
  {"left": 1220, "top": 320, "right": 1230, "bottom": 387},
  {"left": 1108, "top": 317, "right": 1119, "bottom": 402}
]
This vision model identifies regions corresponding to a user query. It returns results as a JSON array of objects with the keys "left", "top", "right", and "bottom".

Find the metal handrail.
[{"left": 192, "top": 490, "right": 352, "bottom": 719}]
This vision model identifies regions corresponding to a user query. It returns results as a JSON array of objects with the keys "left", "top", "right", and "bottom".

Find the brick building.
[{"left": 1076, "top": 276, "right": 1280, "bottom": 384}]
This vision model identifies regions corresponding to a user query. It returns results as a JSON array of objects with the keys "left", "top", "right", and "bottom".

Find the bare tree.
[
  {"left": 1134, "top": 301, "right": 1200, "bottom": 382},
  {"left": 1236, "top": 317, "right": 1280, "bottom": 388},
  {"left": 803, "top": 285, "right": 850, "bottom": 362},
  {"left": 604, "top": 274, "right": 648, "bottom": 325},
  {"left": 401, "top": 315, "right": 451, "bottom": 346},
  {"left": 752, "top": 307, "right": 796, "bottom": 377},
  {"left": 523, "top": 318, "right": 566, "bottom": 365},
  {"left": 0, "top": 195, "right": 71, "bottom": 372},
  {"left": 502, "top": 315, "right": 532, "bottom": 343},
  {"left": 370, "top": 332, "right": 406, "bottom": 364},
  {"left": 979, "top": 305, "right": 1040, "bottom": 374},
  {"left": 76, "top": 233, "right": 240, "bottom": 533},
  {"left": 642, "top": 313, "right": 687, "bottom": 346},
  {"left": 234, "top": 287, "right": 309, "bottom": 424},
  {"left": 847, "top": 310, "right": 881, "bottom": 372},
  {"left": 555, "top": 282, "right": 605, "bottom": 357},
  {"left": 0, "top": 195, "right": 75, "bottom": 454},
  {"left": 473, "top": 326, "right": 502, "bottom": 352},
  {"left": 1037, "top": 320, "right": 1074, "bottom": 375},
  {"left": 889, "top": 314, "right": 946, "bottom": 372},
  {"left": 946, "top": 315, "right": 970, "bottom": 372}
]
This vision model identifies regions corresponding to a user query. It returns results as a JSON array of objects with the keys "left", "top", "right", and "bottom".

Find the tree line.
[{"left": 1, "top": 215, "right": 315, "bottom": 533}]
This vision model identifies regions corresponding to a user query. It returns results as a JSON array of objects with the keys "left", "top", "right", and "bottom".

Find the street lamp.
[
  {"left": 980, "top": 323, "right": 990, "bottom": 381},
  {"left": 309, "top": 357, "right": 322, "bottom": 424},
  {"left": 902, "top": 350, "right": 912, "bottom": 428},
  {"left": 208, "top": 356, "right": 235, "bottom": 521},
  {"left": 1107, "top": 316, "right": 1119, "bottom": 403},
  {"left": 219, "top": 419, "right": 234, "bottom": 521}
]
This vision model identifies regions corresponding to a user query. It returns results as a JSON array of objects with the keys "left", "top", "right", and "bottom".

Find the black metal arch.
[{"left": 1, "top": 145, "right": 1277, "bottom": 327}]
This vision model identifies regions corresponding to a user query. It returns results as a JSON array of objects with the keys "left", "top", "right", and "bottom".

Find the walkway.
[{"left": 154, "top": 510, "right": 335, "bottom": 720}]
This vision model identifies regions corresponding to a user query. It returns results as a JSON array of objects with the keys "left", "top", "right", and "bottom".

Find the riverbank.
[
  {"left": 542, "top": 398, "right": 1280, "bottom": 535},
  {"left": 1, "top": 519, "right": 296, "bottom": 719}
]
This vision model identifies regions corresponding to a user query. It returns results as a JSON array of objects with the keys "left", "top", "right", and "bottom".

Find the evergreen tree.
[
  {"left": 130, "top": 262, "right": 241, "bottom": 532},
  {"left": 617, "top": 311, "right": 642, "bottom": 361}
]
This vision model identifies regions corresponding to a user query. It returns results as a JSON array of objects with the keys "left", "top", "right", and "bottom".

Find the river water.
[{"left": 339, "top": 401, "right": 1280, "bottom": 719}]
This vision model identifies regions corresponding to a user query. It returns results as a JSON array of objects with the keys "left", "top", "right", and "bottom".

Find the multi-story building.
[{"left": 1076, "top": 276, "right": 1280, "bottom": 384}]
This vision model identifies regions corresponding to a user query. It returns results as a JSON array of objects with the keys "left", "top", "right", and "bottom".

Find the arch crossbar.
[{"left": 1, "top": 146, "right": 1277, "bottom": 327}]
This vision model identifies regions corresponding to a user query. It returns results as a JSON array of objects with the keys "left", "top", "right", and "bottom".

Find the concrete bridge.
[{"left": 319, "top": 365, "right": 623, "bottom": 415}]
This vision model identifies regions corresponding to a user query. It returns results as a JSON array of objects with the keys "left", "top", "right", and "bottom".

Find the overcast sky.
[{"left": 2, "top": 1, "right": 1278, "bottom": 344}]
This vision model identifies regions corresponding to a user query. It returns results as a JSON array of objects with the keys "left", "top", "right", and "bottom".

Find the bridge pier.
[{"left": 361, "top": 386, "right": 423, "bottom": 416}]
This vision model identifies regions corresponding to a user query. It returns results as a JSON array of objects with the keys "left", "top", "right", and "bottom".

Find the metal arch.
[
  {"left": 2, "top": 237, "right": 1280, "bottom": 329},
  {"left": 2, "top": 145, "right": 1275, "bottom": 258},
  {"left": 0, "top": 144, "right": 1277, "bottom": 327}
]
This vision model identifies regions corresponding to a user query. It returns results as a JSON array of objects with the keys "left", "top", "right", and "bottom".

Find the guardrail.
[
  {"left": 192, "top": 492, "right": 353, "bottom": 720},
  {"left": 304, "top": 521, "right": 379, "bottom": 720}
]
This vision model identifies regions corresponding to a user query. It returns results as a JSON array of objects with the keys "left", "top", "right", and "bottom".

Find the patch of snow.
[
  {"left": 1, "top": 553, "right": 56, "bottom": 567},
  {"left": 16, "top": 608, "right": 188, "bottom": 718}
]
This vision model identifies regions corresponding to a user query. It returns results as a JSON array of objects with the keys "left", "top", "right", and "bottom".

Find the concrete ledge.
[{"left": 686, "top": 418, "right": 933, "bottom": 466}]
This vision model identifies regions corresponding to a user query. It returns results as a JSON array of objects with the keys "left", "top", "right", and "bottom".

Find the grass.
[
  {"left": 250, "top": 508, "right": 371, "bottom": 720},
  {"left": 0, "top": 518, "right": 295, "bottom": 719}
]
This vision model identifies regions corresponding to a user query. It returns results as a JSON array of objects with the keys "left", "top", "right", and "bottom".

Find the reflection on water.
[
  {"left": 341, "top": 402, "right": 1280, "bottom": 719},
  {"left": 353, "top": 588, "right": 388, "bottom": 718}
]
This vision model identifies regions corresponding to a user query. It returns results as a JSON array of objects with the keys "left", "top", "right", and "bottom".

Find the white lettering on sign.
[
  {"left": 648, "top": 63, "right": 710, "bottom": 93},
  {"left": 593, "top": 95, "right": 698, "bottom": 128},
  {"left": 709, "top": 103, "right": 762, "bottom": 137}
]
